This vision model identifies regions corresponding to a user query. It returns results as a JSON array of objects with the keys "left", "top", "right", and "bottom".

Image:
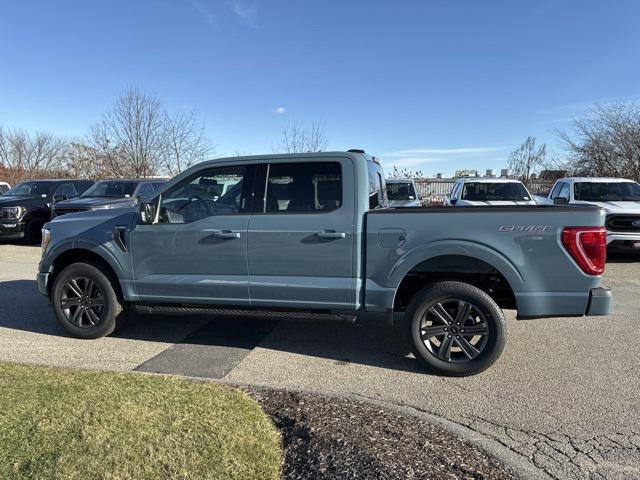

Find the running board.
[{"left": 134, "top": 305, "right": 357, "bottom": 323}]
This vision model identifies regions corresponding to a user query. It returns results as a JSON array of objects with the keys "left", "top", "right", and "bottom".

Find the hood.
[
  {"left": 49, "top": 204, "right": 138, "bottom": 224},
  {"left": 573, "top": 200, "right": 640, "bottom": 214},
  {"left": 462, "top": 200, "right": 538, "bottom": 206},
  {"left": 54, "top": 196, "right": 137, "bottom": 209},
  {"left": 388, "top": 199, "right": 421, "bottom": 207},
  {"left": 0, "top": 195, "right": 48, "bottom": 209}
]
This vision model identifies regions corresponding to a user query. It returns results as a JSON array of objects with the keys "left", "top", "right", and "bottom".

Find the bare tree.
[
  {"left": 0, "top": 126, "right": 68, "bottom": 183},
  {"left": 161, "top": 110, "right": 214, "bottom": 176},
  {"left": 90, "top": 86, "right": 165, "bottom": 178},
  {"left": 273, "top": 121, "right": 328, "bottom": 153},
  {"left": 559, "top": 102, "right": 640, "bottom": 181},
  {"left": 388, "top": 165, "right": 424, "bottom": 179},
  {"left": 90, "top": 87, "right": 214, "bottom": 177},
  {"left": 508, "top": 136, "right": 547, "bottom": 184}
]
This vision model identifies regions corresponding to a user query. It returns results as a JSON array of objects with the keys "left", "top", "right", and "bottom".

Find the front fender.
[{"left": 41, "top": 236, "right": 127, "bottom": 279}]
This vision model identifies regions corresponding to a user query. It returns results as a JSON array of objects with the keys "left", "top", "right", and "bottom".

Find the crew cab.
[
  {"left": 0, "top": 179, "right": 93, "bottom": 242},
  {"left": 536, "top": 177, "right": 640, "bottom": 251},
  {"left": 444, "top": 177, "right": 537, "bottom": 206},
  {"left": 37, "top": 152, "right": 611, "bottom": 376},
  {"left": 52, "top": 178, "right": 166, "bottom": 218},
  {"left": 385, "top": 178, "right": 421, "bottom": 207}
]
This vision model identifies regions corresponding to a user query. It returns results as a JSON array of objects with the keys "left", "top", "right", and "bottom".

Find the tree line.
[
  {"left": 0, "top": 87, "right": 214, "bottom": 184},
  {"left": 0, "top": 86, "right": 329, "bottom": 185},
  {"left": 510, "top": 102, "right": 640, "bottom": 184},
  {"left": 3, "top": 91, "right": 639, "bottom": 185}
]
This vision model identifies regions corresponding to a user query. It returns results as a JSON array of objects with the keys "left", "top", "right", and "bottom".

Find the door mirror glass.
[
  {"left": 450, "top": 198, "right": 457, "bottom": 205},
  {"left": 140, "top": 202, "right": 156, "bottom": 224},
  {"left": 53, "top": 194, "right": 68, "bottom": 203},
  {"left": 554, "top": 197, "right": 568, "bottom": 205}
]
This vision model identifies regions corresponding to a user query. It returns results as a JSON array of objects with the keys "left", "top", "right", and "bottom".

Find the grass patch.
[{"left": 0, "top": 362, "right": 281, "bottom": 480}]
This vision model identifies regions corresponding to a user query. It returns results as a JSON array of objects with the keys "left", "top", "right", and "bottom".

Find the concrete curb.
[{"left": 210, "top": 375, "right": 553, "bottom": 480}]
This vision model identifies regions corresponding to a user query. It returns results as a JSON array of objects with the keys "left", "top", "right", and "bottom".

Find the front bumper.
[
  {"left": 0, "top": 221, "right": 25, "bottom": 239},
  {"left": 607, "top": 232, "right": 640, "bottom": 247},
  {"left": 585, "top": 287, "right": 612, "bottom": 316}
]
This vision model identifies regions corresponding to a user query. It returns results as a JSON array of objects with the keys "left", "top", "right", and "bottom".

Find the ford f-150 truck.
[
  {"left": 535, "top": 177, "right": 640, "bottom": 251},
  {"left": 37, "top": 151, "right": 612, "bottom": 376}
]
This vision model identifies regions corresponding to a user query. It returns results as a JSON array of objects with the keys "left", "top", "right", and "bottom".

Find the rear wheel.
[
  {"left": 52, "top": 262, "right": 124, "bottom": 339},
  {"left": 407, "top": 281, "right": 506, "bottom": 376}
]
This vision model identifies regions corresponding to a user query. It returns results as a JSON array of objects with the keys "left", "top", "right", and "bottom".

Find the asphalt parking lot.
[{"left": 1, "top": 242, "right": 639, "bottom": 480}]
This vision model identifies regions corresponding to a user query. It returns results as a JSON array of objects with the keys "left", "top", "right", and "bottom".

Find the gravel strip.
[{"left": 245, "top": 387, "right": 520, "bottom": 480}]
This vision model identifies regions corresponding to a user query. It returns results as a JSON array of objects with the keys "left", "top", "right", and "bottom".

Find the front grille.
[
  {"left": 53, "top": 208, "right": 88, "bottom": 217},
  {"left": 606, "top": 214, "right": 640, "bottom": 232}
]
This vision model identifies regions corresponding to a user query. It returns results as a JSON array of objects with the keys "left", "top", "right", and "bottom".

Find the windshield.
[
  {"left": 461, "top": 182, "right": 531, "bottom": 201},
  {"left": 82, "top": 181, "right": 138, "bottom": 198},
  {"left": 4, "top": 181, "right": 54, "bottom": 197},
  {"left": 574, "top": 182, "right": 640, "bottom": 202},
  {"left": 386, "top": 182, "right": 417, "bottom": 200}
]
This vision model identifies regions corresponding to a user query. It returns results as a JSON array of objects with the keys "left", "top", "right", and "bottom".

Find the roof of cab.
[
  {"left": 386, "top": 178, "right": 416, "bottom": 183},
  {"left": 195, "top": 151, "right": 369, "bottom": 168},
  {"left": 558, "top": 177, "right": 637, "bottom": 184},
  {"left": 455, "top": 177, "right": 525, "bottom": 184}
]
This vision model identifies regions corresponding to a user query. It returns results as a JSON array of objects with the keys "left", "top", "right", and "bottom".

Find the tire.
[
  {"left": 52, "top": 262, "right": 124, "bottom": 339},
  {"left": 25, "top": 218, "right": 45, "bottom": 244},
  {"left": 406, "top": 281, "right": 506, "bottom": 376}
]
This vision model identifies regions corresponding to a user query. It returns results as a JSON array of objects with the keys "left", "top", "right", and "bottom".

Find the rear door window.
[{"left": 265, "top": 162, "right": 342, "bottom": 213}]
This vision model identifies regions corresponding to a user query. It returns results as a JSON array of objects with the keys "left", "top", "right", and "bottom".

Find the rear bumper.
[
  {"left": 585, "top": 287, "right": 612, "bottom": 316},
  {"left": 516, "top": 287, "right": 611, "bottom": 319}
]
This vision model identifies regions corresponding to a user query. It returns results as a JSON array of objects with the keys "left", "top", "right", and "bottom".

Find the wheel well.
[
  {"left": 393, "top": 255, "right": 516, "bottom": 312},
  {"left": 48, "top": 249, "right": 123, "bottom": 300}
]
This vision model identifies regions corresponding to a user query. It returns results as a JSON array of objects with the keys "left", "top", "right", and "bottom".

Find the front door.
[
  {"left": 247, "top": 158, "right": 357, "bottom": 309},
  {"left": 130, "top": 163, "right": 257, "bottom": 305}
]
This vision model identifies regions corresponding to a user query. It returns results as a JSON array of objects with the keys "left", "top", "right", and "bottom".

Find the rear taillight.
[{"left": 561, "top": 226, "right": 607, "bottom": 275}]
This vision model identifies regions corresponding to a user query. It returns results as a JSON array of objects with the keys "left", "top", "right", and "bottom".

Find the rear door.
[{"left": 247, "top": 157, "right": 357, "bottom": 309}]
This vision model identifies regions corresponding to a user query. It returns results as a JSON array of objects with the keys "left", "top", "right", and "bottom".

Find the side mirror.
[
  {"left": 140, "top": 202, "right": 156, "bottom": 224},
  {"left": 53, "top": 194, "right": 69, "bottom": 203},
  {"left": 450, "top": 198, "right": 457, "bottom": 206},
  {"left": 553, "top": 197, "right": 568, "bottom": 205}
]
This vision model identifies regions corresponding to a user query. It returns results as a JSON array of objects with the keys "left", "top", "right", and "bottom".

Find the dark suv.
[
  {"left": 52, "top": 179, "right": 166, "bottom": 218},
  {"left": 0, "top": 179, "right": 93, "bottom": 242}
]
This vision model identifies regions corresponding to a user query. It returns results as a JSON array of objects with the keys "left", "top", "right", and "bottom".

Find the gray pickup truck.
[{"left": 38, "top": 151, "right": 612, "bottom": 376}]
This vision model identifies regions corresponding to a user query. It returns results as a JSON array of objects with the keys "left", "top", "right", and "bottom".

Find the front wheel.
[
  {"left": 407, "top": 281, "right": 506, "bottom": 376},
  {"left": 51, "top": 262, "right": 124, "bottom": 339}
]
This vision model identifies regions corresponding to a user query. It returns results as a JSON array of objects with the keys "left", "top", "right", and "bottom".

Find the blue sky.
[{"left": 1, "top": 0, "right": 639, "bottom": 176}]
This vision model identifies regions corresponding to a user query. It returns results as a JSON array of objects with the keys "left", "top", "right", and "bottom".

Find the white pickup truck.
[
  {"left": 444, "top": 177, "right": 537, "bottom": 206},
  {"left": 535, "top": 177, "right": 640, "bottom": 251}
]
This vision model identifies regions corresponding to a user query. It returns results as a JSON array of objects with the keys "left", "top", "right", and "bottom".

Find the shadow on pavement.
[
  {"left": 606, "top": 250, "right": 640, "bottom": 263},
  {"left": 0, "top": 279, "right": 421, "bottom": 374}
]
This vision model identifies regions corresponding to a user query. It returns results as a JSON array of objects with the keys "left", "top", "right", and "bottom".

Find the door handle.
[
  {"left": 316, "top": 230, "right": 346, "bottom": 239},
  {"left": 205, "top": 229, "right": 241, "bottom": 239}
]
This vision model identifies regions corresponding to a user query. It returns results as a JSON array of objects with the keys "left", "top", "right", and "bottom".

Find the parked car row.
[
  {"left": 0, "top": 178, "right": 165, "bottom": 243},
  {"left": 386, "top": 176, "right": 640, "bottom": 252}
]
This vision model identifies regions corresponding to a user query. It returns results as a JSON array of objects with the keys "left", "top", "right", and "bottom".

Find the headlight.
[
  {"left": 0, "top": 206, "right": 25, "bottom": 220},
  {"left": 90, "top": 204, "right": 119, "bottom": 210},
  {"left": 41, "top": 228, "right": 52, "bottom": 256}
]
